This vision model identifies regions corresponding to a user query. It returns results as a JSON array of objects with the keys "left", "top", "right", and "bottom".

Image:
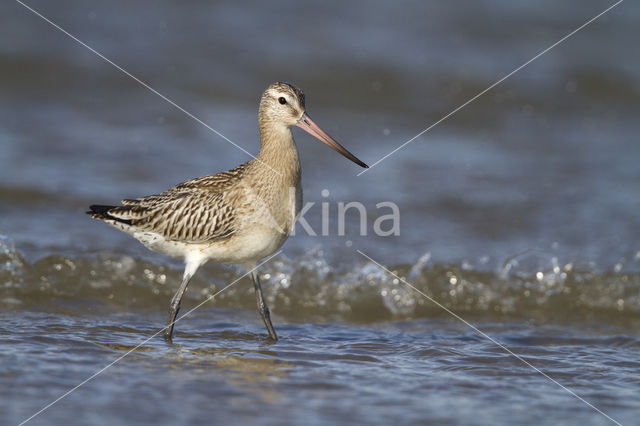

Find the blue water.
[{"left": 2, "top": 0, "right": 639, "bottom": 424}]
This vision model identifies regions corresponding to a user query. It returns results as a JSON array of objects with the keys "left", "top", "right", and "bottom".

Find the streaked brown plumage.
[{"left": 88, "top": 82, "right": 367, "bottom": 342}]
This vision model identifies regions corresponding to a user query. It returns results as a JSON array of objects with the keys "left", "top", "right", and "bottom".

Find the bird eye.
[{"left": 278, "top": 97, "right": 287, "bottom": 105}]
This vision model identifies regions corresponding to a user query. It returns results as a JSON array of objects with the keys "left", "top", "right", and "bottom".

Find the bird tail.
[{"left": 87, "top": 204, "right": 132, "bottom": 225}]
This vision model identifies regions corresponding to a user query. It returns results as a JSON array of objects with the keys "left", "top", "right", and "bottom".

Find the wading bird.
[{"left": 88, "top": 82, "right": 368, "bottom": 342}]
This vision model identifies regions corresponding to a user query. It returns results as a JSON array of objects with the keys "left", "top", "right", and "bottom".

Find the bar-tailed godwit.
[{"left": 88, "top": 82, "right": 368, "bottom": 342}]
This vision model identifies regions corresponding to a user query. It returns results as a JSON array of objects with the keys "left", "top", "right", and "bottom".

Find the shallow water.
[
  {"left": 2, "top": 0, "right": 640, "bottom": 425},
  {"left": 4, "top": 312, "right": 639, "bottom": 426}
]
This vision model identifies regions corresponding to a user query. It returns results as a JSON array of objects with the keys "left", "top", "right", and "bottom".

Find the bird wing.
[
  {"left": 89, "top": 163, "right": 251, "bottom": 242},
  {"left": 106, "top": 164, "right": 251, "bottom": 242},
  {"left": 107, "top": 189, "right": 236, "bottom": 242}
]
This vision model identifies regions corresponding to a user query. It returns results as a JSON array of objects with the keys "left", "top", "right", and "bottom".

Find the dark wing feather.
[{"left": 88, "top": 163, "right": 249, "bottom": 242}]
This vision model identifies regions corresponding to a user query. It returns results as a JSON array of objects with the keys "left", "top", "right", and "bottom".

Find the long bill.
[{"left": 296, "top": 113, "right": 368, "bottom": 168}]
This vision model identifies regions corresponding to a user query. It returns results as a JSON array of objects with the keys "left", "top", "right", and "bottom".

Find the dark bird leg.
[
  {"left": 164, "top": 270, "right": 194, "bottom": 343},
  {"left": 250, "top": 269, "right": 278, "bottom": 341}
]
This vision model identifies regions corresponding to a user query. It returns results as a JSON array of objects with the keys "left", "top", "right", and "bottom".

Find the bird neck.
[{"left": 256, "top": 122, "right": 301, "bottom": 184}]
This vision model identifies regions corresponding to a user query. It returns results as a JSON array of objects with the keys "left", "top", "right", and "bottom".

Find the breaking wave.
[{"left": 2, "top": 236, "right": 639, "bottom": 324}]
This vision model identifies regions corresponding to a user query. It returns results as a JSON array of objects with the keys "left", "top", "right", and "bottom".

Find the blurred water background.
[{"left": 1, "top": 0, "right": 639, "bottom": 425}]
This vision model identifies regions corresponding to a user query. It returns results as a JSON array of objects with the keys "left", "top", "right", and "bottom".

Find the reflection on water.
[{"left": 174, "top": 346, "right": 291, "bottom": 404}]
